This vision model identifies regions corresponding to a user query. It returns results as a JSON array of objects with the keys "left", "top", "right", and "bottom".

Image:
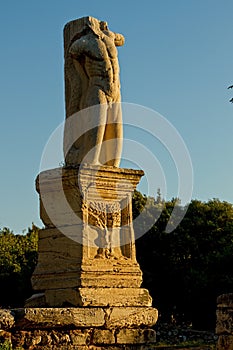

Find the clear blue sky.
[{"left": 0, "top": 0, "right": 233, "bottom": 232}]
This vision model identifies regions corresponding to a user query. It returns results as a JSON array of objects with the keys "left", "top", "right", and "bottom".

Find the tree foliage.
[
  {"left": 134, "top": 192, "right": 233, "bottom": 329},
  {"left": 0, "top": 225, "right": 38, "bottom": 307}
]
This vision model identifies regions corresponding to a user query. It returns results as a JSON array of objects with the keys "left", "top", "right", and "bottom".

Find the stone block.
[
  {"left": 34, "top": 251, "right": 81, "bottom": 272},
  {"left": 39, "top": 190, "right": 82, "bottom": 228},
  {"left": 217, "top": 293, "right": 233, "bottom": 308},
  {"left": 216, "top": 309, "right": 233, "bottom": 334},
  {"left": 78, "top": 165, "right": 144, "bottom": 201},
  {"left": 92, "top": 329, "right": 115, "bottom": 345},
  {"left": 216, "top": 294, "right": 233, "bottom": 350},
  {"left": 80, "top": 272, "right": 142, "bottom": 288},
  {"left": 31, "top": 271, "right": 81, "bottom": 291},
  {"left": 77, "top": 288, "right": 152, "bottom": 307},
  {"left": 70, "top": 329, "right": 90, "bottom": 346},
  {"left": 45, "top": 289, "right": 81, "bottom": 307},
  {"left": 38, "top": 227, "right": 82, "bottom": 257},
  {"left": 31, "top": 226, "right": 85, "bottom": 292},
  {"left": 37, "top": 168, "right": 83, "bottom": 228},
  {"left": 0, "top": 309, "right": 15, "bottom": 329},
  {"left": 105, "top": 307, "right": 158, "bottom": 328},
  {"left": 217, "top": 335, "right": 233, "bottom": 350},
  {"left": 42, "top": 252, "right": 80, "bottom": 271},
  {"left": 13, "top": 308, "right": 105, "bottom": 328},
  {"left": 116, "top": 328, "right": 156, "bottom": 344},
  {"left": 79, "top": 260, "right": 142, "bottom": 288}
]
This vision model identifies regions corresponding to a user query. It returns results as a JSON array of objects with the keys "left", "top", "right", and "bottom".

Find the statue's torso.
[{"left": 72, "top": 33, "right": 120, "bottom": 98}]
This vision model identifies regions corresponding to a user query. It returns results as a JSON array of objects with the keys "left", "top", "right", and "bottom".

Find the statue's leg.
[
  {"left": 84, "top": 87, "right": 108, "bottom": 165},
  {"left": 113, "top": 101, "right": 123, "bottom": 167},
  {"left": 102, "top": 100, "right": 123, "bottom": 167}
]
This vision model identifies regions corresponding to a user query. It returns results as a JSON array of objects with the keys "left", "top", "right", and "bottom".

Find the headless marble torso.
[
  {"left": 70, "top": 32, "right": 121, "bottom": 105},
  {"left": 64, "top": 19, "right": 124, "bottom": 167}
]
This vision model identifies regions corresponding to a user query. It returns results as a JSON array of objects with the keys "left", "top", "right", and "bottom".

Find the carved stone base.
[
  {"left": 0, "top": 308, "right": 158, "bottom": 349},
  {"left": 30, "top": 166, "right": 148, "bottom": 308}
]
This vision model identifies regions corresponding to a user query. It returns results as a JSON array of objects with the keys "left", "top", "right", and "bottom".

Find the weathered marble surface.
[{"left": 63, "top": 17, "right": 124, "bottom": 167}]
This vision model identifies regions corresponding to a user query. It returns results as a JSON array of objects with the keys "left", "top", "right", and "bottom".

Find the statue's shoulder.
[{"left": 82, "top": 34, "right": 108, "bottom": 60}]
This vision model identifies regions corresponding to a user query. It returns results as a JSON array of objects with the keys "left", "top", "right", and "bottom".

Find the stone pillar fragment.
[{"left": 216, "top": 294, "right": 233, "bottom": 350}]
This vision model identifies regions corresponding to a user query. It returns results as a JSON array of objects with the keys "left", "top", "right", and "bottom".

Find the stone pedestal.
[
  {"left": 28, "top": 165, "right": 146, "bottom": 305},
  {"left": 24, "top": 165, "right": 158, "bottom": 348}
]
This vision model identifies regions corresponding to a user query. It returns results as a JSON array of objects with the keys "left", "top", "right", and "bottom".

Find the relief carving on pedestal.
[{"left": 82, "top": 200, "right": 123, "bottom": 259}]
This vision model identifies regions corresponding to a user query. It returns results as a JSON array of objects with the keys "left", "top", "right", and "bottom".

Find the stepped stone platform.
[{"left": 0, "top": 307, "right": 158, "bottom": 349}]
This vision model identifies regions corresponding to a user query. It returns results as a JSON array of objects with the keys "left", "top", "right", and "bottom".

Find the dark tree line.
[
  {"left": 0, "top": 194, "right": 233, "bottom": 330},
  {"left": 133, "top": 191, "right": 233, "bottom": 330},
  {"left": 0, "top": 226, "right": 38, "bottom": 307}
]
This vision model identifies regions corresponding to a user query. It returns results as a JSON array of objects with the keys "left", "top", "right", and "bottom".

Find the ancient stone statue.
[
  {"left": 63, "top": 17, "right": 125, "bottom": 167},
  {"left": 23, "top": 18, "right": 158, "bottom": 348}
]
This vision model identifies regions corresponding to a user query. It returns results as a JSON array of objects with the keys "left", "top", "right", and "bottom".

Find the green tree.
[
  {"left": 0, "top": 225, "right": 38, "bottom": 307},
  {"left": 134, "top": 196, "right": 233, "bottom": 329},
  {"left": 175, "top": 199, "right": 233, "bottom": 328}
]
